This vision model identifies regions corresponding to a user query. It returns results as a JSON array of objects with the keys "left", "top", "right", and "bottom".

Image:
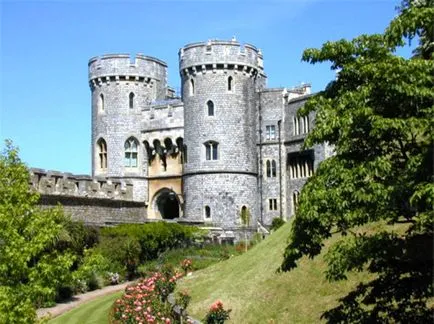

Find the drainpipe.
[{"left": 278, "top": 120, "right": 283, "bottom": 219}]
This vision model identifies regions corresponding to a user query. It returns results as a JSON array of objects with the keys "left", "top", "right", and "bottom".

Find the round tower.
[
  {"left": 179, "top": 40, "right": 265, "bottom": 228},
  {"left": 88, "top": 54, "right": 168, "bottom": 200}
]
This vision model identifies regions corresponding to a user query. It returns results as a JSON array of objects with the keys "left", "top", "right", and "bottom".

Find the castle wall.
[
  {"left": 39, "top": 195, "right": 146, "bottom": 226},
  {"left": 258, "top": 89, "right": 285, "bottom": 224},
  {"left": 30, "top": 168, "right": 146, "bottom": 226},
  {"left": 282, "top": 95, "right": 327, "bottom": 218}
]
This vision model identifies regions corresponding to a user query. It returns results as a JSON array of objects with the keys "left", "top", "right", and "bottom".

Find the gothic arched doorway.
[{"left": 154, "top": 189, "right": 180, "bottom": 219}]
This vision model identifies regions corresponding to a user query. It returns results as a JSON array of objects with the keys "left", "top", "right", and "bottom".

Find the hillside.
[{"left": 177, "top": 222, "right": 404, "bottom": 323}]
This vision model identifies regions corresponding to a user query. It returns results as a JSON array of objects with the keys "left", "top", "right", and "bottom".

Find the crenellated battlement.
[
  {"left": 29, "top": 168, "right": 134, "bottom": 200},
  {"left": 179, "top": 39, "right": 264, "bottom": 78},
  {"left": 88, "top": 53, "right": 167, "bottom": 88}
]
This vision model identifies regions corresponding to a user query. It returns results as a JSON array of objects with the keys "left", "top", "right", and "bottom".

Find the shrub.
[
  {"left": 270, "top": 217, "right": 285, "bottom": 231},
  {"left": 204, "top": 300, "right": 231, "bottom": 324},
  {"left": 111, "top": 270, "right": 184, "bottom": 323},
  {"left": 100, "top": 222, "right": 201, "bottom": 267},
  {"left": 72, "top": 249, "right": 115, "bottom": 293}
]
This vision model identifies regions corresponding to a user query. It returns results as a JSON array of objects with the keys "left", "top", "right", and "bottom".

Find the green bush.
[
  {"left": 72, "top": 249, "right": 115, "bottom": 293},
  {"left": 270, "top": 217, "right": 285, "bottom": 232},
  {"left": 100, "top": 222, "right": 200, "bottom": 264}
]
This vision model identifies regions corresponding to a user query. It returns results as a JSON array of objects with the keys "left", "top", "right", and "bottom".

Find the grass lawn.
[
  {"left": 48, "top": 221, "right": 408, "bottom": 323},
  {"left": 48, "top": 291, "right": 122, "bottom": 324},
  {"left": 177, "top": 221, "right": 407, "bottom": 323}
]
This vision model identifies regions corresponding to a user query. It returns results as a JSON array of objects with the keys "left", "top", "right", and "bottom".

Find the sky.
[{"left": 1, "top": 0, "right": 407, "bottom": 174}]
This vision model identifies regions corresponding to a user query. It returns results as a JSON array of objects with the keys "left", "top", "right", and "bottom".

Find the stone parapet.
[
  {"left": 88, "top": 54, "right": 167, "bottom": 82},
  {"left": 29, "top": 168, "right": 134, "bottom": 200},
  {"left": 179, "top": 39, "right": 264, "bottom": 77}
]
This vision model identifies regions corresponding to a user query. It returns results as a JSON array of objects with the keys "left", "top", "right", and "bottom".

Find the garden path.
[{"left": 36, "top": 281, "right": 134, "bottom": 320}]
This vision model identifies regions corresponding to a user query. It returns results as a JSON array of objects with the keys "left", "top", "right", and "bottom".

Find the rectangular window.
[
  {"left": 265, "top": 125, "right": 276, "bottom": 140},
  {"left": 205, "top": 142, "right": 218, "bottom": 161},
  {"left": 269, "top": 198, "right": 278, "bottom": 211}
]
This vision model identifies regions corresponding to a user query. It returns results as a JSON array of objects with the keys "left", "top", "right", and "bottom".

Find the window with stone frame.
[
  {"left": 293, "top": 115, "right": 310, "bottom": 135},
  {"left": 303, "top": 116, "right": 310, "bottom": 133},
  {"left": 204, "top": 205, "right": 211, "bottom": 219},
  {"left": 271, "top": 160, "right": 277, "bottom": 177},
  {"left": 98, "top": 93, "right": 105, "bottom": 112},
  {"left": 204, "top": 141, "right": 218, "bottom": 160},
  {"left": 124, "top": 137, "right": 139, "bottom": 167},
  {"left": 129, "top": 92, "right": 135, "bottom": 109},
  {"left": 189, "top": 79, "right": 195, "bottom": 96},
  {"left": 97, "top": 138, "right": 107, "bottom": 170},
  {"left": 265, "top": 125, "right": 276, "bottom": 140},
  {"left": 207, "top": 100, "right": 214, "bottom": 116},
  {"left": 228, "top": 76, "right": 233, "bottom": 91},
  {"left": 265, "top": 159, "right": 277, "bottom": 178},
  {"left": 269, "top": 198, "right": 278, "bottom": 211}
]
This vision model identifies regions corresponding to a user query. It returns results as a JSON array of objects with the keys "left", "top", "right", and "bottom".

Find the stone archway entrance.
[{"left": 154, "top": 189, "right": 180, "bottom": 219}]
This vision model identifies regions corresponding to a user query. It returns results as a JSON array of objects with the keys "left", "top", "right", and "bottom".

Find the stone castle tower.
[
  {"left": 89, "top": 54, "right": 169, "bottom": 201},
  {"left": 180, "top": 40, "right": 265, "bottom": 227}
]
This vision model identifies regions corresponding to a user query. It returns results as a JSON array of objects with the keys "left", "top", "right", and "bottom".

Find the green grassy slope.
[
  {"left": 178, "top": 222, "right": 377, "bottom": 323},
  {"left": 48, "top": 291, "right": 122, "bottom": 324}
]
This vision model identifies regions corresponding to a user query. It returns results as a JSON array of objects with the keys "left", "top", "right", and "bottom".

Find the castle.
[{"left": 31, "top": 39, "right": 332, "bottom": 240}]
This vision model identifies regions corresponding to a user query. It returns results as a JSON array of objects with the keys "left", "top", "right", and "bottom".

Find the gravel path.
[{"left": 36, "top": 281, "right": 133, "bottom": 320}]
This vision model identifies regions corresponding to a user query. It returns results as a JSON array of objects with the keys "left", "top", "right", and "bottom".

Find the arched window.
[
  {"left": 124, "top": 137, "right": 138, "bottom": 167},
  {"left": 271, "top": 160, "right": 277, "bottom": 177},
  {"left": 205, "top": 205, "right": 211, "bottom": 219},
  {"left": 240, "top": 206, "right": 250, "bottom": 225},
  {"left": 228, "top": 76, "right": 233, "bottom": 91},
  {"left": 293, "top": 191, "right": 300, "bottom": 213},
  {"left": 207, "top": 100, "right": 214, "bottom": 116},
  {"left": 204, "top": 141, "right": 218, "bottom": 160},
  {"left": 129, "top": 92, "right": 135, "bottom": 109},
  {"left": 97, "top": 138, "right": 107, "bottom": 169},
  {"left": 190, "top": 79, "right": 195, "bottom": 96},
  {"left": 304, "top": 116, "right": 309, "bottom": 133},
  {"left": 266, "top": 160, "right": 271, "bottom": 177},
  {"left": 98, "top": 93, "right": 105, "bottom": 112},
  {"left": 293, "top": 116, "right": 300, "bottom": 135}
]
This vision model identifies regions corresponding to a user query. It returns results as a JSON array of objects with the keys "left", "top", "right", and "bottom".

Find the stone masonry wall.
[
  {"left": 183, "top": 173, "right": 258, "bottom": 227},
  {"left": 39, "top": 195, "right": 146, "bottom": 226},
  {"left": 30, "top": 168, "right": 147, "bottom": 226}
]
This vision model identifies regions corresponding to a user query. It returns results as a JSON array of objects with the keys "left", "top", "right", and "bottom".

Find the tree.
[
  {"left": 280, "top": 1, "right": 433, "bottom": 322},
  {"left": 0, "top": 141, "right": 75, "bottom": 323}
]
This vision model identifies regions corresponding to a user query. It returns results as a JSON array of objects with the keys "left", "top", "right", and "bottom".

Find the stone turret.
[
  {"left": 89, "top": 54, "right": 169, "bottom": 200},
  {"left": 179, "top": 39, "right": 264, "bottom": 227}
]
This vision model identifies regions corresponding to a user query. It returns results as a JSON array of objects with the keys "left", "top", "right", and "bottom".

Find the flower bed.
[{"left": 110, "top": 268, "right": 190, "bottom": 323}]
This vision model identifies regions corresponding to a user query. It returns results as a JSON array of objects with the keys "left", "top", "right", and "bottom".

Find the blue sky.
[{"left": 1, "top": 0, "right": 405, "bottom": 174}]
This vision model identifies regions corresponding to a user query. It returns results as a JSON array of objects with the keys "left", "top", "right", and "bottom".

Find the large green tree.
[
  {"left": 0, "top": 141, "right": 75, "bottom": 323},
  {"left": 280, "top": 1, "right": 433, "bottom": 322}
]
